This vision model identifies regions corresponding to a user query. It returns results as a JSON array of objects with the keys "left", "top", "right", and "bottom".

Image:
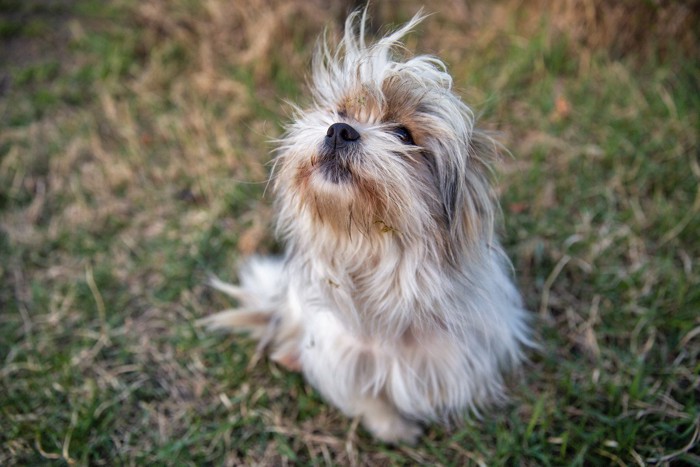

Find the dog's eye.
[{"left": 391, "top": 126, "right": 414, "bottom": 145}]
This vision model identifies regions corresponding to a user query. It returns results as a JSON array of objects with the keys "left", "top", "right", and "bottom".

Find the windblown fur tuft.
[{"left": 204, "top": 8, "right": 533, "bottom": 444}]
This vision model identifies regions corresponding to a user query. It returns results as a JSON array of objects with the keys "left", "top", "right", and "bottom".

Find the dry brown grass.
[
  {"left": 2, "top": 0, "right": 698, "bottom": 464},
  {"left": 545, "top": 0, "right": 700, "bottom": 59}
]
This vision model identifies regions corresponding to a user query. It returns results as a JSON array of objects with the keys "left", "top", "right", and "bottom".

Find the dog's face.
[{"left": 274, "top": 12, "right": 496, "bottom": 255}]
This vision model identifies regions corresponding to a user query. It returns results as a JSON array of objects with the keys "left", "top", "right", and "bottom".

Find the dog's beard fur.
[{"left": 202, "top": 9, "right": 533, "bottom": 444}]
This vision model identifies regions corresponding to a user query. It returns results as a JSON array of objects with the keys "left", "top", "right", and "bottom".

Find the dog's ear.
[
  {"left": 420, "top": 149, "right": 456, "bottom": 229},
  {"left": 432, "top": 129, "right": 499, "bottom": 254},
  {"left": 438, "top": 159, "right": 460, "bottom": 231}
]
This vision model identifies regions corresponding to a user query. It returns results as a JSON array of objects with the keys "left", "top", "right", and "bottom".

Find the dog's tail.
[
  {"left": 201, "top": 256, "right": 284, "bottom": 336},
  {"left": 198, "top": 256, "right": 302, "bottom": 370}
]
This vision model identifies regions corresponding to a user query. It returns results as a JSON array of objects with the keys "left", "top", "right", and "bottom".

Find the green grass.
[{"left": 1, "top": 0, "right": 698, "bottom": 464}]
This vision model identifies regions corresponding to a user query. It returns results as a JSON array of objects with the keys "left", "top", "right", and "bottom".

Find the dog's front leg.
[{"left": 355, "top": 396, "right": 422, "bottom": 445}]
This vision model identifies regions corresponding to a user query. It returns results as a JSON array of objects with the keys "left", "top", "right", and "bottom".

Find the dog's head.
[{"left": 274, "top": 9, "right": 498, "bottom": 258}]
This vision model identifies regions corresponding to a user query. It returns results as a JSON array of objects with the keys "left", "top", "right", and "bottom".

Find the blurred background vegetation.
[{"left": 1, "top": 0, "right": 698, "bottom": 464}]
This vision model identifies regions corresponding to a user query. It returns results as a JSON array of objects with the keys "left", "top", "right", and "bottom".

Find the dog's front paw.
[{"left": 362, "top": 410, "right": 422, "bottom": 445}]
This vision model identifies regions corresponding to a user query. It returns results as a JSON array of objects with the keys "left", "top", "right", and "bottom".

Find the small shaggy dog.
[{"left": 202, "top": 9, "right": 532, "bottom": 444}]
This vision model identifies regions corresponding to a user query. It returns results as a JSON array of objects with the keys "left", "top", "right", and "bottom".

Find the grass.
[{"left": 1, "top": 0, "right": 698, "bottom": 464}]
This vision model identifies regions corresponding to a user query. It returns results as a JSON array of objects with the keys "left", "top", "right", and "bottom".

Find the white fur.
[{"left": 204, "top": 9, "right": 532, "bottom": 444}]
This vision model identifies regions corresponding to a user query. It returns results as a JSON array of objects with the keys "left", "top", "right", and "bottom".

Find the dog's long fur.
[{"left": 201, "top": 9, "right": 532, "bottom": 444}]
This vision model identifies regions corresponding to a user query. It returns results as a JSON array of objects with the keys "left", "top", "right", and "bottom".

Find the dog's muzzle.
[{"left": 317, "top": 122, "right": 360, "bottom": 183}]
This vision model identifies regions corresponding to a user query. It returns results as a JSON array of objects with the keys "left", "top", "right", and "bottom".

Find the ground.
[{"left": 1, "top": 0, "right": 698, "bottom": 465}]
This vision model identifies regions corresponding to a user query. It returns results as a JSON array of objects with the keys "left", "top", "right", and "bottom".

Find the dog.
[{"left": 201, "top": 8, "right": 532, "bottom": 444}]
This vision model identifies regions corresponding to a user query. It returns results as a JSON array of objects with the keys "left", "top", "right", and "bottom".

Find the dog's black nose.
[{"left": 326, "top": 122, "right": 360, "bottom": 149}]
